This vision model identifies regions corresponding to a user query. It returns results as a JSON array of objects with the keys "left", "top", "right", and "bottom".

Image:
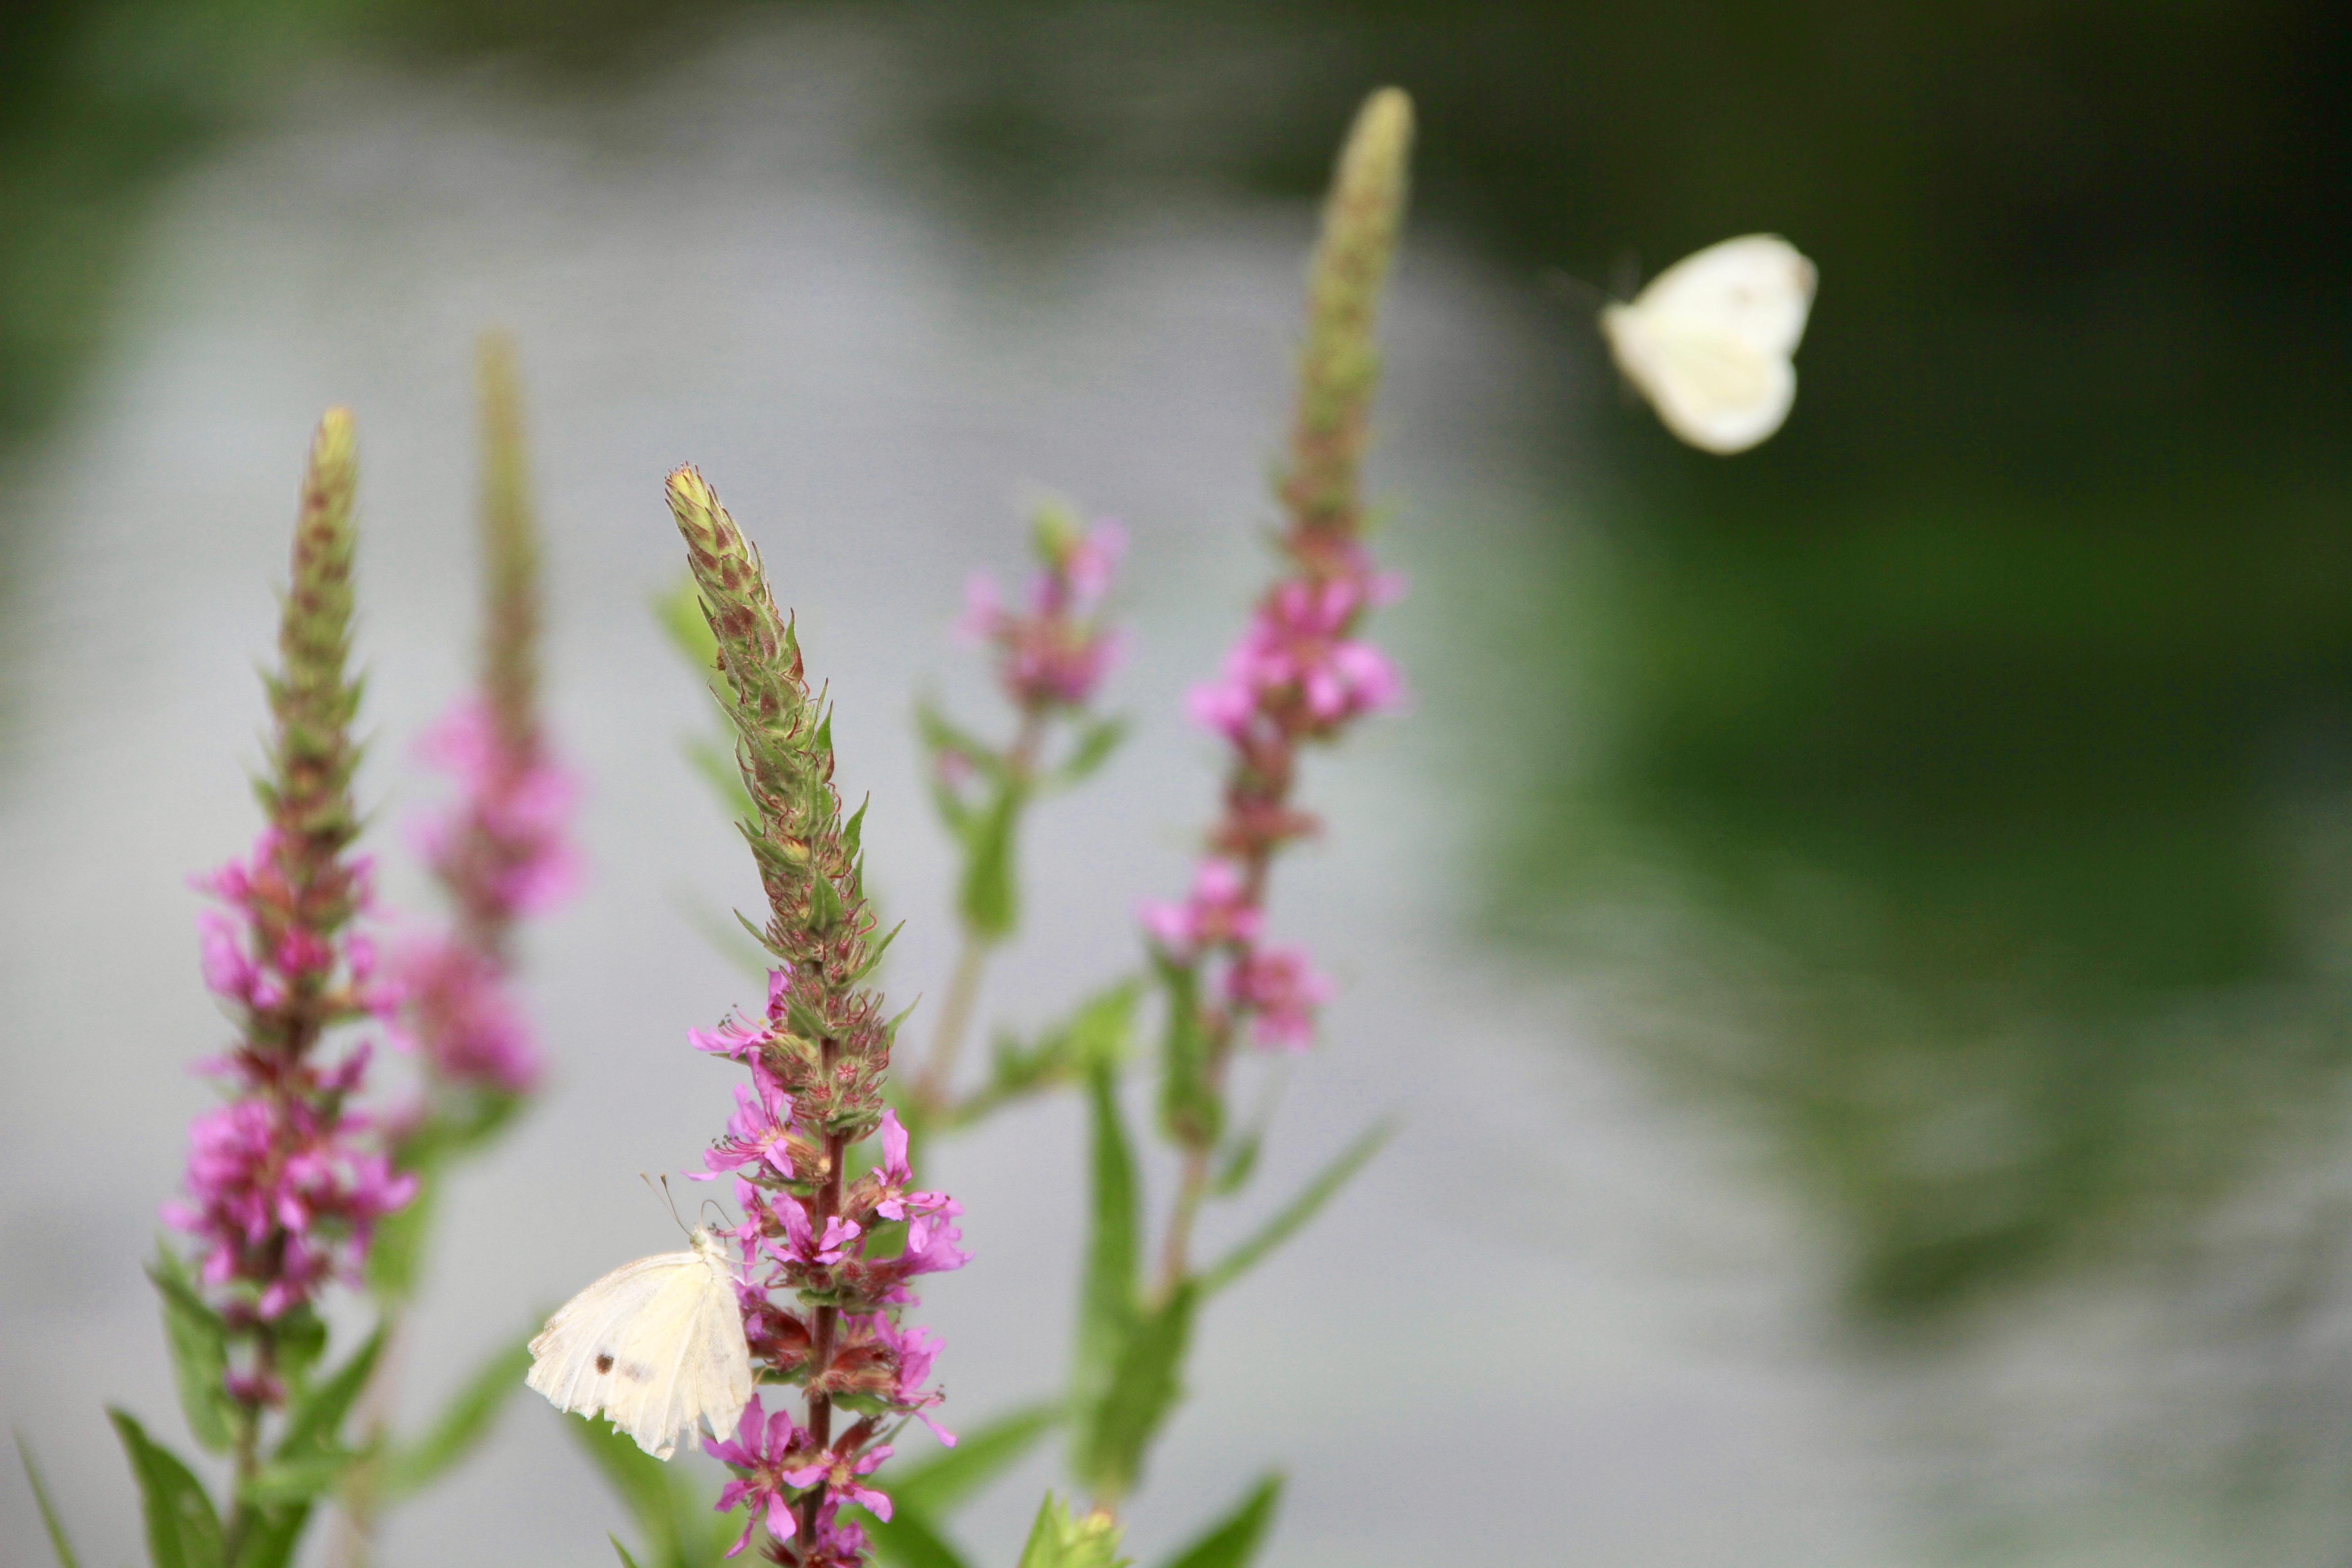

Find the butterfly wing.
[
  {"left": 1631, "top": 234, "right": 1815, "bottom": 358},
  {"left": 1602, "top": 233, "right": 1816, "bottom": 454},
  {"left": 525, "top": 1244, "right": 753, "bottom": 1460}
]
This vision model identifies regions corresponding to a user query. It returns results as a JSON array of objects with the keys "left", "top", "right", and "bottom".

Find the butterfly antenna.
[{"left": 642, "top": 1172, "right": 691, "bottom": 1238}]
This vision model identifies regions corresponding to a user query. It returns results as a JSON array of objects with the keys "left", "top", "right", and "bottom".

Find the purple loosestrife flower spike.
[
  {"left": 667, "top": 467, "right": 964, "bottom": 1565},
  {"left": 391, "top": 335, "right": 582, "bottom": 1101},
  {"left": 1142, "top": 89, "right": 1413, "bottom": 1302},
  {"left": 168, "top": 408, "right": 415, "bottom": 1388}
]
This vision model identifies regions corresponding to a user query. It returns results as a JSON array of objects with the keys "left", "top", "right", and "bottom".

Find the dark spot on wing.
[{"left": 595, "top": 1353, "right": 614, "bottom": 1373}]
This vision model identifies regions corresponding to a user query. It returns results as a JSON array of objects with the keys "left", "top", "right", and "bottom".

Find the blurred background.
[{"left": 5, "top": 1, "right": 2351, "bottom": 1564}]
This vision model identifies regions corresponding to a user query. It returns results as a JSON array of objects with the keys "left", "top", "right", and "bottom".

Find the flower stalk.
[
  {"left": 669, "top": 467, "right": 965, "bottom": 1566},
  {"left": 905, "top": 505, "right": 1126, "bottom": 1131},
  {"left": 164, "top": 408, "right": 414, "bottom": 1555},
  {"left": 1142, "top": 87, "right": 1413, "bottom": 1303}
]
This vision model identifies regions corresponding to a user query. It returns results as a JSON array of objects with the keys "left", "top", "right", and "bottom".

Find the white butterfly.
[
  {"left": 525, "top": 1224, "right": 755, "bottom": 1460},
  {"left": 1600, "top": 233, "right": 1818, "bottom": 454}
]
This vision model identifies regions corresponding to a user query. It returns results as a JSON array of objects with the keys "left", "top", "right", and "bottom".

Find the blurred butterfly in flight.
[{"left": 1600, "top": 234, "right": 1817, "bottom": 454}]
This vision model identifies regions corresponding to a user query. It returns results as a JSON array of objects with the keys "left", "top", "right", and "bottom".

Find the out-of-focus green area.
[{"left": 8, "top": 0, "right": 2350, "bottom": 1340}]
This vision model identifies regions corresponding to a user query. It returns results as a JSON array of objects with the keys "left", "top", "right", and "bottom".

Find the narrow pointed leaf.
[
  {"left": 17, "top": 1433, "right": 83, "bottom": 1568},
  {"left": 1153, "top": 959, "right": 1220, "bottom": 1151},
  {"left": 1198, "top": 1121, "right": 1392, "bottom": 1297},
  {"left": 1156, "top": 1473, "right": 1283, "bottom": 1568},
  {"left": 851, "top": 920, "right": 904, "bottom": 983},
  {"left": 382, "top": 1333, "right": 536, "bottom": 1499},
  {"left": 1017, "top": 1493, "right": 1130, "bottom": 1568},
  {"left": 362, "top": 1165, "right": 439, "bottom": 1302},
  {"left": 1073, "top": 1065, "right": 1140, "bottom": 1416},
  {"left": 685, "top": 735, "right": 757, "bottom": 822},
  {"left": 611, "top": 1534, "right": 647, "bottom": 1568},
  {"left": 108, "top": 1408, "right": 224, "bottom": 1568},
  {"left": 275, "top": 1325, "right": 384, "bottom": 1463},
  {"left": 229, "top": 1502, "right": 310, "bottom": 1568},
  {"left": 1074, "top": 1282, "right": 1195, "bottom": 1501},
  {"left": 238, "top": 1452, "right": 355, "bottom": 1505},
  {"left": 147, "top": 1251, "right": 236, "bottom": 1454},
  {"left": 1054, "top": 716, "right": 1127, "bottom": 787},
  {"left": 958, "top": 786, "right": 1021, "bottom": 940}
]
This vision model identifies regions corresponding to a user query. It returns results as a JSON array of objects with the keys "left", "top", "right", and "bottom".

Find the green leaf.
[
  {"left": 269, "top": 1309, "right": 328, "bottom": 1404},
  {"left": 887, "top": 1403, "right": 1060, "bottom": 1519},
  {"left": 686, "top": 734, "right": 757, "bottom": 823},
  {"left": 1054, "top": 716, "right": 1127, "bottom": 787},
  {"left": 238, "top": 1452, "right": 355, "bottom": 1506},
  {"left": 17, "top": 1432, "right": 84, "bottom": 1568},
  {"left": 957, "top": 785, "right": 1022, "bottom": 940},
  {"left": 108, "top": 1407, "right": 225, "bottom": 1568},
  {"left": 276, "top": 1325, "right": 384, "bottom": 1465},
  {"left": 1198, "top": 1121, "right": 1394, "bottom": 1297},
  {"left": 147, "top": 1250, "right": 236, "bottom": 1454},
  {"left": 363, "top": 1164, "right": 438, "bottom": 1302},
  {"left": 653, "top": 576, "right": 720, "bottom": 671},
  {"left": 1073, "top": 1283, "right": 1195, "bottom": 1502},
  {"left": 867, "top": 1504, "right": 975, "bottom": 1568},
  {"left": 611, "top": 1534, "right": 647, "bottom": 1568},
  {"left": 852, "top": 919, "right": 904, "bottom": 983},
  {"left": 228, "top": 1501, "right": 310, "bottom": 1568},
  {"left": 914, "top": 700, "right": 1004, "bottom": 787},
  {"left": 1016, "top": 1494, "right": 1130, "bottom": 1568},
  {"left": 808, "top": 863, "right": 844, "bottom": 931},
  {"left": 1073, "top": 1064, "right": 1141, "bottom": 1423},
  {"left": 1208, "top": 1132, "right": 1262, "bottom": 1199},
  {"left": 1066, "top": 980, "right": 1140, "bottom": 1073},
  {"left": 1156, "top": 1473, "right": 1283, "bottom": 1568},
  {"left": 382, "top": 1333, "right": 536, "bottom": 1500},
  {"left": 563, "top": 1410, "right": 712, "bottom": 1568},
  {"left": 1153, "top": 959, "right": 1221, "bottom": 1151}
]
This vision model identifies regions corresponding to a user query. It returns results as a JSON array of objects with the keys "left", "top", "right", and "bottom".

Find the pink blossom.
[
  {"left": 412, "top": 697, "right": 583, "bottom": 923},
  {"left": 387, "top": 935, "right": 541, "bottom": 1094},
  {"left": 1226, "top": 944, "right": 1334, "bottom": 1052},
  {"left": 769, "top": 1196, "right": 862, "bottom": 1268},
  {"left": 703, "top": 1396, "right": 804, "bottom": 1557},
  {"left": 1140, "top": 859, "right": 1262, "bottom": 954},
  {"left": 957, "top": 518, "right": 1126, "bottom": 710},
  {"left": 871, "top": 1313, "right": 955, "bottom": 1444},
  {"left": 894, "top": 1212, "right": 971, "bottom": 1281},
  {"left": 869, "top": 1109, "right": 957, "bottom": 1221},
  {"left": 166, "top": 1076, "right": 417, "bottom": 1318},
  {"left": 1188, "top": 574, "right": 1401, "bottom": 741},
  {"left": 691, "top": 1065, "right": 800, "bottom": 1182},
  {"left": 804, "top": 1496, "right": 871, "bottom": 1568},
  {"left": 691, "top": 969, "right": 790, "bottom": 1060},
  {"left": 782, "top": 1442, "right": 895, "bottom": 1523}
]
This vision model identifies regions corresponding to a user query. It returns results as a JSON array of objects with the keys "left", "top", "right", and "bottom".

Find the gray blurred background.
[{"left": 4, "top": 3, "right": 2350, "bottom": 1565}]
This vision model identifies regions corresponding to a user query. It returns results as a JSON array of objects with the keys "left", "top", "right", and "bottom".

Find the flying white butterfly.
[
  {"left": 1600, "top": 233, "right": 1818, "bottom": 454},
  {"left": 524, "top": 1224, "right": 754, "bottom": 1460}
]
